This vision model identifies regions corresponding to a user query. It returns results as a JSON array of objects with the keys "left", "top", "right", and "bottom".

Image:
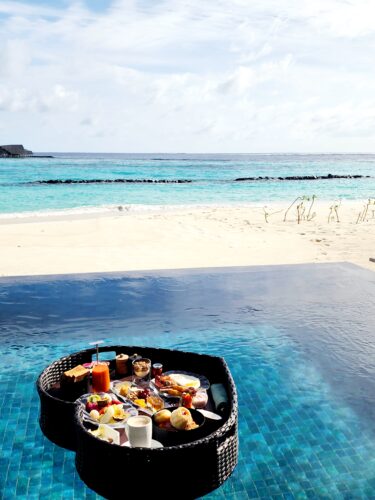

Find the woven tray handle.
[{"left": 85, "top": 345, "right": 129, "bottom": 362}]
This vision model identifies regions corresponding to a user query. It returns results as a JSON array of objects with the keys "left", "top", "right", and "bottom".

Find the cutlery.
[{"left": 197, "top": 409, "right": 222, "bottom": 420}]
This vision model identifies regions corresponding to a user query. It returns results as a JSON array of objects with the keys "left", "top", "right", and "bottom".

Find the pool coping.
[{"left": 0, "top": 261, "right": 373, "bottom": 285}]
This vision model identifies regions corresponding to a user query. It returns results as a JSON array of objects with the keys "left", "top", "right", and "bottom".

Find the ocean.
[{"left": 0, "top": 153, "right": 374, "bottom": 215}]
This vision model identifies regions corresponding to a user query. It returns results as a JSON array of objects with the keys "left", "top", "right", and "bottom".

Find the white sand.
[{"left": 0, "top": 200, "right": 374, "bottom": 277}]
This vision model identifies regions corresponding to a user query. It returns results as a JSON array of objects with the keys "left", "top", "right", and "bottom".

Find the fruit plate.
[
  {"left": 78, "top": 393, "right": 138, "bottom": 428},
  {"left": 111, "top": 380, "right": 168, "bottom": 416}
]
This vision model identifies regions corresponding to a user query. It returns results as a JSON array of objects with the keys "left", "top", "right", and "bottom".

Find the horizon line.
[{"left": 33, "top": 151, "right": 375, "bottom": 155}]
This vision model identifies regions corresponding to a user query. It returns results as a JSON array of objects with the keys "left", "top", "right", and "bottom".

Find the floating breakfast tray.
[{"left": 36, "top": 345, "right": 238, "bottom": 498}]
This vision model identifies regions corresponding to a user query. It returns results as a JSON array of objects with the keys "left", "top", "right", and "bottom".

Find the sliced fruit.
[
  {"left": 88, "top": 394, "right": 101, "bottom": 403},
  {"left": 89, "top": 409, "right": 100, "bottom": 420},
  {"left": 118, "top": 381, "right": 132, "bottom": 396},
  {"left": 112, "top": 405, "right": 127, "bottom": 421},
  {"left": 86, "top": 402, "right": 99, "bottom": 412},
  {"left": 134, "top": 398, "right": 147, "bottom": 408},
  {"left": 99, "top": 405, "right": 115, "bottom": 424}
]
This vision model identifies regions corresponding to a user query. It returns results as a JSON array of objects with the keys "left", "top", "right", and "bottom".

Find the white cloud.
[
  {"left": 0, "top": 84, "right": 78, "bottom": 113},
  {"left": 1, "top": 0, "right": 375, "bottom": 152},
  {"left": 295, "top": 103, "right": 375, "bottom": 139}
]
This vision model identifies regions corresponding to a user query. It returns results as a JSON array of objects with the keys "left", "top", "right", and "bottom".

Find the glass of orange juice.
[{"left": 92, "top": 362, "right": 110, "bottom": 392}]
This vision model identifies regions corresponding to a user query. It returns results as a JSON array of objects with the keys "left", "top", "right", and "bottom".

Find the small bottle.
[{"left": 152, "top": 363, "right": 163, "bottom": 379}]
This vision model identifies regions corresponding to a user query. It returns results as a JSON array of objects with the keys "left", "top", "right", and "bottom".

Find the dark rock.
[
  {"left": 31, "top": 178, "right": 193, "bottom": 185},
  {"left": 235, "top": 174, "right": 370, "bottom": 182}
]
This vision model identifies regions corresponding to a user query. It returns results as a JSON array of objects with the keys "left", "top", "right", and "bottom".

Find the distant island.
[{"left": 0, "top": 144, "right": 53, "bottom": 158}]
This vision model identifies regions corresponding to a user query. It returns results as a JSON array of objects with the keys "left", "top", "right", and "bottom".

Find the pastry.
[
  {"left": 154, "top": 409, "right": 172, "bottom": 425},
  {"left": 170, "top": 407, "right": 194, "bottom": 430},
  {"left": 118, "top": 381, "right": 132, "bottom": 396},
  {"left": 62, "top": 364, "right": 89, "bottom": 383}
]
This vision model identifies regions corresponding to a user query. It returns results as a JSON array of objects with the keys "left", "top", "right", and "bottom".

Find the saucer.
[{"left": 122, "top": 439, "right": 163, "bottom": 449}]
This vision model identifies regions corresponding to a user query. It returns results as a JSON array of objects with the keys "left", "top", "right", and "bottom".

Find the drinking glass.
[
  {"left": 92, "top": 362, "right": 110, "bottom": 392},
  {"left": 132, "top": 358, "right": 151, "bottom": 386},
  {"left": 126, "top": 415, "right": 152, "bottom": 447}
]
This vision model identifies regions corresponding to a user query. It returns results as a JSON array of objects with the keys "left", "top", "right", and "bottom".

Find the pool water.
[{"left": 1, "top": 263, "right": 375, "bottom": 499}]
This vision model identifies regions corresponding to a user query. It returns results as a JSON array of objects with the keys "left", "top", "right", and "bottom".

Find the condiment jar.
[{"left": 116, "top": 353, "right": 129, "bottom": 376}]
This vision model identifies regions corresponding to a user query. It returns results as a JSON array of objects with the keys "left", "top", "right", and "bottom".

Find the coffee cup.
[{"left": 126, "top": 415, "right": 152, "bottom": 448}]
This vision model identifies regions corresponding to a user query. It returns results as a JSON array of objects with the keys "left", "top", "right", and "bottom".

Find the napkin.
[{"left": 211, "top": 383, "right": 229, "bottom": 413}]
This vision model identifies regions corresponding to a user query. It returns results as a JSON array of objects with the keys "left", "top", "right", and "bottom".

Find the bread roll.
[
  {"left": 154, "top": 409, "right": 172, "bottom": 425},
  {"left": 170, "top": 407, "right": 193, "bottom": 430},
  {"left": 62, "top": 364, "right": 89, "bottom": 383}
]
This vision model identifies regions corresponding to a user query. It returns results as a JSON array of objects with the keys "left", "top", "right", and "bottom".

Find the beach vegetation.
[
  {"left": 263, "top": 206, "right": 283, "bottom": 223},
  {"left": 328, "top": 200, "right": 341, "bottom": 223},
  {"left": 283, "top": 196, "right": 303, "bottom": 222},
  {"left": 356, "top": 198, "right": 375, "bottom": 223},
  {"left": 306, "top": 195, "right": 317, "bottom": 221},
  {"left": 296, "top": 200, "right": 305, "bottom": 224},
  {"left": 283, "top": 195, "right": 317, "bottom": 224}
]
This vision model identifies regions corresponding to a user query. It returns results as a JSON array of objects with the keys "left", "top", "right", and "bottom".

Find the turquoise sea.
[{"left": 0, "top": 153, "right": 374, "bottom": 214}]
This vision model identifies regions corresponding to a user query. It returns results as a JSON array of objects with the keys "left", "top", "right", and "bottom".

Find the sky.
[{"left": 1, "top": 0, "right": 375, "bottom": 153}]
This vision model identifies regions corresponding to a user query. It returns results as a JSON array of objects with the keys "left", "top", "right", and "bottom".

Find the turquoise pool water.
[{"left": 1, "top": 263, "right": 375, "bottom": 498}]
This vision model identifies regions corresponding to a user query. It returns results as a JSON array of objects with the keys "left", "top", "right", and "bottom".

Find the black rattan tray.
[{"left": 37, "top": 345, "right": 238, "bottom": 498}]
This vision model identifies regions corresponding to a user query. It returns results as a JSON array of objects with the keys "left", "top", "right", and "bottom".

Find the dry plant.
[
  {"left": 284, "top": 196, "right": 302, "bottom": 222},
  {"left": 296, "top": 201, "right": 305, "bottom": 224},
  {"left": 284, "top": 195, "right": 316, "bottom": 224},
  {"left": 306, "top": 195, "right": 317, "bottom": 221},
  {"left": 356, "top": 198, "right": 375, "bottom": 223},
  {"left": 262, "top": 206, "right": 283, "bottom": 223},
  {"left": 328, "top": 200, "right": 341, "bottom": 223}
]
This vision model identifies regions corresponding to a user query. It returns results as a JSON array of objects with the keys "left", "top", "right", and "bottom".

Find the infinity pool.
[{"left": 1, "top": 263, "right": 375, "bottom": 499}]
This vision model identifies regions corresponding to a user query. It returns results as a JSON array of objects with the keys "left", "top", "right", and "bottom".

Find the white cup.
[{"left": 126, "top": 415, "right": 152, "bottom": 448}]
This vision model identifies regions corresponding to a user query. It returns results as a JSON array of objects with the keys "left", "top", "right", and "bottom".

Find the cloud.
[
  {"left": 301, "top": 0, "right": 375, "bottom": 38},
  {"left": 80, "top": 116, "right": 98, "bottom": 127},
  {"left": 1, "top": 0, "right": 375, "bottom": 152},
  {"left": 295, "top": 103, "right": 375, "bottom": 139},
  {"left": 0, "top": 84, "right": 78, "bottom": 113}
]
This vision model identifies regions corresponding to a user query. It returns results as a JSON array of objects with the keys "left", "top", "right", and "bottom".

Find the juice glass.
[{"left": 92, "top": 362, "right": 110, "bottom": 392}]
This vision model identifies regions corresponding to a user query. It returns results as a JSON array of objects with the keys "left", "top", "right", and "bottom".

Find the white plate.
[
  {"left": 166, "top": 371, "right": 210, "bottom": 390},
  {"left": 122, "top": 439, "right": 163, "bottom": 449},
  {"left": 111, "top": 380, "right": 166, "bottom": 415},
  {"left": 168, "top": 373, "right": 200, "bottom": 388},
  {"left": 152, "top": 371, "right": 210, "bottom": 396},
  {"left": 88, "top": 424, "right": 120, "bottom": 445}
]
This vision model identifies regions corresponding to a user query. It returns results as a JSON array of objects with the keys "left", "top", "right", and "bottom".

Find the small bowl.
[{"left": 152, "top": 408, "right": 205, "bottom": 446}]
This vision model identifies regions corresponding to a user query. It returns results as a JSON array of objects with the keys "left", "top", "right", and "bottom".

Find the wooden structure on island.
[
  {"left": 0, "top": 145, "right": 33, "bottom": 157},
  {"left": 0, "top": 145, "right": 53, "bottom": 158}
]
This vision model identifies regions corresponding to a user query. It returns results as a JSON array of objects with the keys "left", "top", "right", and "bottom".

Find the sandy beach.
[{"left": 0, "top": 200, "right": 374, "bottom": 277}]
